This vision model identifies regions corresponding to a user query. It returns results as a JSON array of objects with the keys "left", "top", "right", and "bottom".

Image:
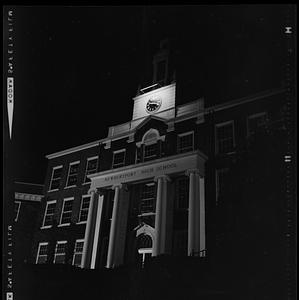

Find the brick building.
[{"left": 32, "top": 43, "right": 287, "bottom": 270}]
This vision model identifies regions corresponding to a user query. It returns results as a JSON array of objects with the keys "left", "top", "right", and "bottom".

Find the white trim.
[
  {"left": 59, "top": 197, "right": 74, "bottom": 225},
  {"left": 48, "top": 165, "right": 63, "bottom": 192},
  {"left": 14, "top": 201, "right": 21, "bottom": 222},
  {"left": 36, "top": 242, "right": 49, "bottom": 264},
  {"left": 41, "top": 200, "right": 56, "bottom": 228},
  {"left": 65, "top": 161, "right": 80, "bottom": 188},
  {"left": 246, "top": 111, "right": 268, "bottom": 137},
  {"left": 215, "top": 120, "right": 235, "bottom": 155}
]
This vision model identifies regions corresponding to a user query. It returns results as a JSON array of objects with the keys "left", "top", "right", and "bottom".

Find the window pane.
[
  {"left": 140, "top": 184, "right": 155, "bottom": 214},
  {"left": 144, "top": 144, "right": 157, "bottom": 161},
  {"left": 216, "top": 123, "right": 234, "bottom": 154},
  {"left": 50, "top": 167, "right": 62, "bottom": 190},
  {"left": 67, "top": 163, "right": 79, "bottom": 186},
  {"left": 61, "top": 200, "right": 73, "bottom": 224},
  {"left": 113, "top": 151, "right": 125, "bottom": 168},
  {"left": 178, "top": 133, "right": 193, "bottom": 153},
  {"left": 79, "top": 197, "right": 90, "bottom": 223}
]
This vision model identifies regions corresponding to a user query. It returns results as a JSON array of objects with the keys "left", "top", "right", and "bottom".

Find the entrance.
[{"left": 136, "top": 234, "right": 153, "bottom": 267}]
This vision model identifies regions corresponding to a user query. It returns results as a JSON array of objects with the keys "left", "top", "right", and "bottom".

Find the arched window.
[{"left": 142, "top": 129, "right": 160, "bottom": 162}]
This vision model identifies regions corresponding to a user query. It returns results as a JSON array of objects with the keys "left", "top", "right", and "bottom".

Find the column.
[
  {"left": 186, "top": 169, "right": 206, "bottom": 257},
  {"left": 81, "top": 188, "right": 99, "bottom": 268},
  {"left": 153, "top": 175, "right": 170, "bottom": 256},
  {"left": 106, "top": 184, "right": 122, "bottom": 268}
]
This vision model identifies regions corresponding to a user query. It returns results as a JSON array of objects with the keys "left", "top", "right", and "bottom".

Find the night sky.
[{"left": 7, "top": 5, "right": 288, "bottom": 184}]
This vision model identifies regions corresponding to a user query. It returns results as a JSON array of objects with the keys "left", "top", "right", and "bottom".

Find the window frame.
[
  {"left": 83, "top": 156, "right": 98, "bottom": 184},
  {"left": 59, "top": 197, "right": 74, "bottom": 227},
  {"left": 247, "top": 112, "right": 268, "bottom": 137},
  {"left": 49, "top": 165, "right": 63, "bottom": 192},
  {"left": 36, "top": 242, "right": 49, "bottom": 264},
  {"left": 77, "top": 195, "right": 91, "bottom": 224},
  {"left": 143, "top": 143, "right": 158, "bottom": 161},
  {"left": 65, "top": 161, "right": 80, "bottom": 188},
  {"left": 215, "top": 120, "right": 235, "bottom": 155},
  {"left": 41, "top": 200, "right": 56, "bottom": 229},
  {"left": 53, "top": 240, "right": 67, "bottom": 264},
  {"left": 112, "top": 149, "right": 126, "bottom": 168},
  {"left": 72, "top": 239, "right": 85, "bottom": 267},
  {"left": 139, "top": 182, "right": 156, "bottom": 216},
  {"left": 14, "top": 201, "right": 21, "bottom": 222},
  {"left": 177, "top": 131, "right": 194, "bottom": 154}
]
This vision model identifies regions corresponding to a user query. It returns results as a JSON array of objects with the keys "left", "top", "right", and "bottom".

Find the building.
[
  {"left": 13, "top": 182, "right": 44, "bottom": 265},
  {"left": 32, "top": 42, "right": 287, "bottom": 270}
]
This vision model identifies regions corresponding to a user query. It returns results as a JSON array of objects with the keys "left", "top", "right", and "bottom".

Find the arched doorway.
[{"left": 136, "top": 234, "right": 153, "bottom": 268}]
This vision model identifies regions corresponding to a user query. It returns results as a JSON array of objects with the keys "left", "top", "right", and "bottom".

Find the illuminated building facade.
[{"left": 32, "top": 43, "right": 287, "bottom": 269}]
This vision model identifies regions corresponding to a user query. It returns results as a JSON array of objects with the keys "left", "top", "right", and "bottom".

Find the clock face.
[{"left": 146, "top": 97, "right": 162, "bottom": 113}]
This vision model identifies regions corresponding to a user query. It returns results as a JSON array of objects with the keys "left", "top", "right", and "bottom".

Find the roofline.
[
  {"left": 206, "top": 87, "right": 286, "bottom": 113},
  {"left": 14, "top": 181, "right": 44, "bottom": 186},
  {"left": 45, "top": 87, "right": 286, "bottom": 160},
  {"left": 45, "top": 140, "right": 101, "bottom": 160}
]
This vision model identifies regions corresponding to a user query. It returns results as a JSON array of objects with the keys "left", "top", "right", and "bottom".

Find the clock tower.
[{"left": 132, "top": 39, "right": 176, "bottom": 121}]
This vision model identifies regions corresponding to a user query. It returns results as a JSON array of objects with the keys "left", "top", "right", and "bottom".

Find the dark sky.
[{"left": 7, "top": 5, "right": 288, "bottom": 184}]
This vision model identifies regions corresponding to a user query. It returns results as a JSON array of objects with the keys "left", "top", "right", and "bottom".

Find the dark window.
[
  {"left": 36, "top": 243, "right": 48, "bottom": 264},
  {"left": 84, "top": 157, "right": 98, "bottom": 183},
  {"left": 178, "top": 132, "right": 194, "bottom": 153},
  {"left": 144, "top": 144, "right": 158, "bottom": 161},
  {"left": 66, "top": 162, "right": 80, "bottom": 187},
  {"left": 60, "top": 199, "right": 73, "bottom": 225},
  {"left": 73, "top": 240, "right": 84, "bottom": 267},
  {"left": 43, "top": 201, "right": 56, "bottom": 227},
  {"left": 50, "top": 166, "right": 63, "bottom": 190},
  {"left": 177, "top": 177, "right": 189, "bottom": 209},
  {"left": 112, "top": 151, "right": 125, "bottom": 168},
  {"left": 215, "top": 122, "right": 235, "bottom": 154},
  {"left": 54, "top": 242, "right": 67, "bottom": 264},
  {"left": 140, "top": 183, "right": 156, "bottom": 214},
  {"left": 247, "top": 112, "right": 267, "bottom": 136},
  {"left": 78, "top": 196, "right": 90, "bottom": 223}
]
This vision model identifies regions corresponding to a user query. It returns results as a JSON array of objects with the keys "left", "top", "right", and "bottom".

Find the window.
[
  {"left": 215, "top": 121, "right": 235, "bottom": 154},
  {"left": 177, "top": 177, "right": 189, "bottom": 209},
  {"left": 14, "top": 201, "right": 21, "bottom": 222},
  {"left": 49, "top": 166, "right": 63, "bottom": 191},
  {"left": 247, "top": 112, "right": 267, "bottom": 136},
  {"left": 84, "top": 157, "right": 98, "bottom": 183},
  {"left": 112, "top": 150, "right": 125, "bottom": 168},
  {"left": 140, "top": 183, "right": 156, "bottom": 214},
  {"left": 36, "top": 242, "right": 48, "bottom": 264},
  {"left": 178, "top": 131, "right": 194, "bottom": 153},
  {"left": 216, "top": 168, "right": 229, "bottom": 206},
  {"left": 59, "top": 198, "right": 74, "bottom": 225},
  {"left": 42, "top": 201, "right": 56, "bottom": 228},
  {"left": 143, "top": 143, "right": 158, "bottom": 161},
  {"left": 66, "top": 161, "right": 80, "bottom": 187},
  {"left": 54, "top": 241, "right": 67, "bottom": 264},
  {"left": 73, "top": 240, "right": 84, "bottom": 267},
  {"left": 78, "top": 195, "right": 90, "bottom": 223}
]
